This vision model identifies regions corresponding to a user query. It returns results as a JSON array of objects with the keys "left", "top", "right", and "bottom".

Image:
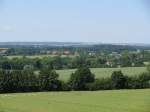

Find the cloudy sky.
[{"left": 0, "top": 0, "right": 150, "bottom": 43}]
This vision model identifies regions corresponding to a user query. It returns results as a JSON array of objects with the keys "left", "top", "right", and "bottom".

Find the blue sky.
[{"left": 0, "top": 0, "right": 150, "bottom": 43}]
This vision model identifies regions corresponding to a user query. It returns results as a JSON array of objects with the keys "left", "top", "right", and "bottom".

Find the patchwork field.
[
  {"left": 0, "top": 89, "right": 149, "bottom": 112},
  {"left": 57, "top": 67, "right": 147, "bottom": 81}
]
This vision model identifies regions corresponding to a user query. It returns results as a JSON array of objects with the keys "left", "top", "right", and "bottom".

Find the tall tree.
[
  {"left": 38, "top": 68, "right": 61, "bottom": 91},
  {"left": 111, "top": 71, "right": 127, "bottom": 89},
  {"left": 69, "top": 67, "right": 95, "bottom": 90}
]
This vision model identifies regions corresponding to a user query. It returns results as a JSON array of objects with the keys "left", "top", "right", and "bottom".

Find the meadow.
[
  {"left": 57, "top": 67, "right": 147, "bottom": 81},
  {"left": 0, "top": 89, "right": 149, "bottom": 112}
]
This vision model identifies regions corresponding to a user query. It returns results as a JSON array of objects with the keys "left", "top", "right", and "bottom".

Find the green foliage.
[
  {"left": 0, "top": 69, "right": 39, "bottom": 93},
  {"left": 147, "top": 64, "right": 150, "bottom": 73},
  {"left": 69, "top": 67, "right": 95, "bottom": 90},
  {"left": 111, "top": 71, "right": 127, "bottom": 89},
  {"left": 138, "top": 72, "right": 150, "bottom": 88},
  {"left": 39, "top": 68, "right": 61, "bottom": 91},
  {"left": 87, "top": 78, "right": 112, "bottom": 90},
  {"left": 0, "top": 67, "right": 150, "bottom": 93},
  {"left": 33, "top": 58, "right": 43, "bottom": 70}
]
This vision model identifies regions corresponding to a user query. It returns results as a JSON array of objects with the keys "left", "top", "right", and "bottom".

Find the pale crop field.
[
  {"left": 57, "top": 67, "right": 147, "bottom": 81},
  {"left": 6, "top": 55, "right": 75, "bottom": 59},
  {"left": 0, "top": 89, "right": 149, "bottom": 112}
]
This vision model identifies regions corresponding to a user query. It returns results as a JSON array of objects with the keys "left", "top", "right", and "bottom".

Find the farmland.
[
  {"left": 0, "top": 89, "right": 149, "bottom": 112},
  {"left": 6, "top": 54, "right": 75, "bottom": 59},
  {"left": 57, "top": 67, "right": 147, "bottom": 81}
]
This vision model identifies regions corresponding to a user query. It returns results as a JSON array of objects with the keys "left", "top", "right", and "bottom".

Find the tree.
[
  {"left": 138, "top": 72, "right": 150, "bottom": 88},
  {"left": 38, "top": 68, "right": 61, "bottom": 91},
  {"left": 0, "top": 70, "right": 22, "bottom": 93},
  {"left": 51, "top": 56, "right": 62, "bottom": 69},
  {"left": 125, "top": 76, "right": 140, "bottom": 89},
  {"left": 87, "top": 78, "right": 112, "bottom": 91},
  {"left": 69, "top": 67, "right": 95, "bottom": 90},
  {"left": 147, "top": 64, "right": 150, "bottom": 73},
  {"left": 34, "top": 59, "right": 43, "bottom": 70},
  {"left": 1, "top": 61, "right": 11, "bottom": 70},
  {"left": 22, "top": 69, "right": 39, "bottom": 92},
  {"left": 23, "top": 65, "right": 34, "bottom": 71},
  {"left": 74, "top": 55, "right": 87, "bottom": 68},
  {"left": 111, "top": 71, "right": 127, "bottom": 89},
  {"left": 0, "top": 69, "right": 5, "bottom": 92}
]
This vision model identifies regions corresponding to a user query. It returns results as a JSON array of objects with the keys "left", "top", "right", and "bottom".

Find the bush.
[
  {"left": 138, "top": 72, "right": 150, "bottom": 88},
  {"left": 87, "top": 78, "right": 112, "bottom": 91},
  {"left": 125, "top": 76, "right": 141, "bottom": 89}
]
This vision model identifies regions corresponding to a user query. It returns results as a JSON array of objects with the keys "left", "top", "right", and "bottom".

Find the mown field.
[
  {"left": 57, "top": 67, "right": 147, "bottom": 81},
  {"left": 0, "top": 89, "right": 149, "bottom": 112}
]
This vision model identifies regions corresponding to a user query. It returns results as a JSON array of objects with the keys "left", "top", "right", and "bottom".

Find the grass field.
[
  {"left": 0, "top": 89, "right": 149, "bottom": 112},
  {"left": 57, "top": 67, "right": 147, "bottom": 81},
  {"left": 6, "top": 55, "right": 75, "bottom": 59}
]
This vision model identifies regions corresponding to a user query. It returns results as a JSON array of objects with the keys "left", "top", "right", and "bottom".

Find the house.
[
  {"left": 52, "top": 51, "right": 61, "bottom": 55},
  {"left": 88, "top": 51, "right": 96, "bottom": 56},
  {"left": 46, "top": 51, "right": 51, "bottom": 54},
  {"left": 63, "top": 51, "right": 71, "bottom": 55},
  {"left": 0, "top": 48, "right": 8, "bottom": 56},
  {"left": 110, "top": 52, "right": 121, "bottom": 59},
  {"left": 106, "top": 61, "right": 113, "bottom": 67}
]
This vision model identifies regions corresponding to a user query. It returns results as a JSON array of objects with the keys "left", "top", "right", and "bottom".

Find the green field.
[
  {"left": 6, "top": 55, "right": 75, "bottom": 59},
  {"left": 57, "top": 67, "right": 147, "bottom": 81},
  {"left": 0, "top": 89, "right": 149, "bottom": 112}
]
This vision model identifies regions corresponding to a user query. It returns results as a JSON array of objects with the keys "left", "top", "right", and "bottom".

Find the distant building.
[
  {"left": 110, "top": 52, "right": 121, "bottom": 59},
  {"left": 40, "top": 50, "right": 46, "bottom": 54},
  {"left": 63, "top": 51, "right": 71, "bottom": 55},
  {"left": 0, "top": 48, "right": 8, "bottom": 56},
  {"left": 106, "top": 61, "right": 113, "bottom": 67},
  {"left": 52, "top": 51, "right": 61, "bottom": 55},
  {"left": 88, "top": 51, "right": 96, "bottom": 56},
  {"left": 46, "top": 51, "right": 51, "bottom": 54}
]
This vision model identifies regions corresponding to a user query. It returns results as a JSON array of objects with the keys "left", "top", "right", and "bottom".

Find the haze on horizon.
[{"left": 0, "top": 0, "right": 150, "bottom": 43}]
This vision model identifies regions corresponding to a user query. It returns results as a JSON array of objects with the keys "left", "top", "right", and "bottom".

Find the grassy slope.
[
  {"left": 57, "top": 67, "right": 147, "bottom": 81},
  {"left": 0, "top": 89, "right": 149, "bottom": 112}
]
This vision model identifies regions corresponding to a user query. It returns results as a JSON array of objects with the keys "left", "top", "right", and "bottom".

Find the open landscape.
[
  {"left": 0, "top": 0, "right": 150, "bottom": 112},
  {"left": 57, "top": 67, "right": 147, "bottom": 81},
  {"left": 0, "top": 89, "right": 149, "bottom": 112},
  {"left": 0, "top": 43, "right": 150, "bottom": 112}
]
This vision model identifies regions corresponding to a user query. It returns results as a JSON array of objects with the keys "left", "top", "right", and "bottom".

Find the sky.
[{"left": 0, "top": 0, "right": 150, "bottom": 43}]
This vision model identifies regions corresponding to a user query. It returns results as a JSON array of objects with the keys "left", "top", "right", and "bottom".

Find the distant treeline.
[
  {"left": 0, "top": 56, "right": 110, "bottom": 70},
  {"left": 0, "top": 66, "right": 150, "bottom": 93},
  {"left": 1, "top": 44, "right": 150, "bottom": 69},
  {"left": 1, "top": 52, "right": 150, "bottom": 71},
  {"left": 1, "top": 44, "right": 138, "bottom": 55}
]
